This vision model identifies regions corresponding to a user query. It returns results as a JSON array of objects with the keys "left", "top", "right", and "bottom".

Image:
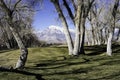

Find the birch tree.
[
  {"left": 63, "top": 0, "right": 95, "bottom": 55},
  {"left": 88, "top": 3, "right": 106, "bottom": 45},
  {"left": 51, "top": 0, "right": 94, "bottom": 56},
  {"left": 0, "top": 0, "right": 37, "bottom": 69},
  {"left": 51, "top": 0, "right": 74, "bottom": 55},
  {"left": 106, "top": 0, "right": 119, "bottom": 56}
]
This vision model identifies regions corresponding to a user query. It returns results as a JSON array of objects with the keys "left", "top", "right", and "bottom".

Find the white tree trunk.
[
  {"left": 107, "top": 32, "right": 113, "bottom": 56},
  {"left": 73, "top": 26, "right": 80, "bottom": 55},
  {"left": 86, "top": 30, "right": 91, "bottom": 46},
  {"left": 5, "top": 42, "right": 11, "bottom": 49},
  {"left": 63, "top": 27, "right": 74, "bottom": 55},
  {"left": 73, "top": 1, "right": 82, "bottom": 55},
  {"left": 9, "top": 26, "right": 28, "bottom": 69},
  {"left": 52, "top": 1, "right": 73, "bottom": 55},
  {"left": 90, "top": 23, "right": 96, "bottom": 45}
]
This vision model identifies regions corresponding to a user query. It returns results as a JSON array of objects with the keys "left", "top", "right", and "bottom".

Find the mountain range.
[
  {"left": 34, "top": 25, "right": 120, "bottom": 44},
  {"left": 34, "top": 25, "right": 75, "bottom": 44}
]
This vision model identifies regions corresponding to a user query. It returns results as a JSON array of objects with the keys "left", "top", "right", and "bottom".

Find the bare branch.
[
  {"left": 112, "top": 0, "right": 119, "bottom": 18},
  {"left": 71, "top": 0, "right": 77, "bottom": 11},
  {"left": 0, "top": 0, "right": 12, "bottom": 17},
  {"left": 63, "top": 0, "right": 74, "bottom": 20},
  {"left": 13, "top": 0, "right": 22, "bottom": 10}
]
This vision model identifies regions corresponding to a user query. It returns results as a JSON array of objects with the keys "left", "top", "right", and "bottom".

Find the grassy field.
[{"left": 0, "top": 45, "right": 120, "bottom": 80}]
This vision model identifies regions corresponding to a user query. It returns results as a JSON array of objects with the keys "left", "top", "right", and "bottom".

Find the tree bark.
[
  {"left": 73, "top": 24, "right": 80, "bottom": 55},
  {"left": 73, "top": 1, "right": 82, "bottom": 55},
  {"left": 107, "top": 0, "right": 120, "bottom": 56},
  {"left": 5, "top": 42, "right": 11, "bottom": 49},
  {"left": 9, "top": 26, "right": 28, "bottom": 69},
  {"left": 116, "top": 28, "right": 120, "bottom": 40},
  {"left": 0, "top": 27, "right": 11, "bottom": 49},
  {"left": 79, "top": 18, "right": 86, "bottom": 54},
  {"left": 91, "top": 24, "right": 96, "bottom": 45},
  {"left": 73, "top": 0, "right": 94, "bottom": 55},
  {"left": 86, "top": 30, "right": 91, "bottom": 46},
  {"left": 104, "top": 28, "right": 109, "bottom": 44},
  {"left": 107, "top": 31, "right": 113, "bottom": 56},
  {"left": 51, "top": 0, "right": 74, "bottom": 55}
]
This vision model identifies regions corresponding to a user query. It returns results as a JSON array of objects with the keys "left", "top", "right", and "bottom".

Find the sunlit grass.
[{"left": 0, "top": 45, "right": 120, "bottom": 80}]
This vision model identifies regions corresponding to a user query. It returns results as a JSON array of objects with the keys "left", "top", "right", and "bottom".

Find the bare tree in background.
[
  {"left": 106, "top": 0, "right": 119, "bottom": 56},
  {"left": 0, "top": 0, "right": 41, "bottom": 69}
]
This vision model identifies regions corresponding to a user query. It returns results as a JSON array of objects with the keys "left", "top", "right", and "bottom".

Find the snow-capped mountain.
[{"left": 35, "top": 25, "right": 75, "bottom": 44}]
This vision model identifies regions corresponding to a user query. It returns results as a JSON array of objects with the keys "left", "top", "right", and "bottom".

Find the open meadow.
[{"left": 0, "top": 45, "right": 120, "bottom": 80}]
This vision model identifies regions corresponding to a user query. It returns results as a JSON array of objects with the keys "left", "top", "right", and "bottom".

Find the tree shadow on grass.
[
  {"left": 27, "top": 54, "right": 120, "bottom": 79},
  {"left": 37, "top": 64, "right": 102, "bottom": 77},
  {"left": 0, "top": 67, "right": 45, "bottom": 80},
  {"left": 37, "top": 61, "right": 120, "bottom": 80},
  {"left": 34, "top": 57, "right": 90, "bottom": 70},
  {"left": 101, "top": 59, "right": 120, "bottom": 65},
  {"left": 47, "top": 68, "right": 88, "bottom": 75},
  {"left": 97, "top": 72, "right": 120, "bottom": 80},
  {"left": 85, "top": 44, "right": 120, "bottom": 56},
  {"left": 85, "top": 45, "right": 106, "bottom": 56},
  {"left": 0, "top": 49, "right": 16, "bottom": 54}
]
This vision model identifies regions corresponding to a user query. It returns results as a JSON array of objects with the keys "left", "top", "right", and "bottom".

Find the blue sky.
[
  {"left": 32, "top": 0, "right": 93, "bottom": 31},
  {"left": 33, "top": 0, "right": 110, "bottom": 31},
  {"left": 33, "top": 0, "right": 59, "bottom": 30}
]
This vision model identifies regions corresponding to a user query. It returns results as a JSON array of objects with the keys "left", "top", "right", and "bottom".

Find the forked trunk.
[
  {"left": 73, "top": 1, "right": 82, "bottom": 55},
  {"left": 52, "top": 0, "right": 73, "bottom": 55},
  {"left": 73, "top": 25, "right": 80, "bottom": 55},
  {"left": 63, "top": 26, "right": 74, "bottom": 55}
]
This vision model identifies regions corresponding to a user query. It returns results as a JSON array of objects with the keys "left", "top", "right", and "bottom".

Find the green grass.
[{"left": 0, "top": 45, "right": 120, "bottom": 80}]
